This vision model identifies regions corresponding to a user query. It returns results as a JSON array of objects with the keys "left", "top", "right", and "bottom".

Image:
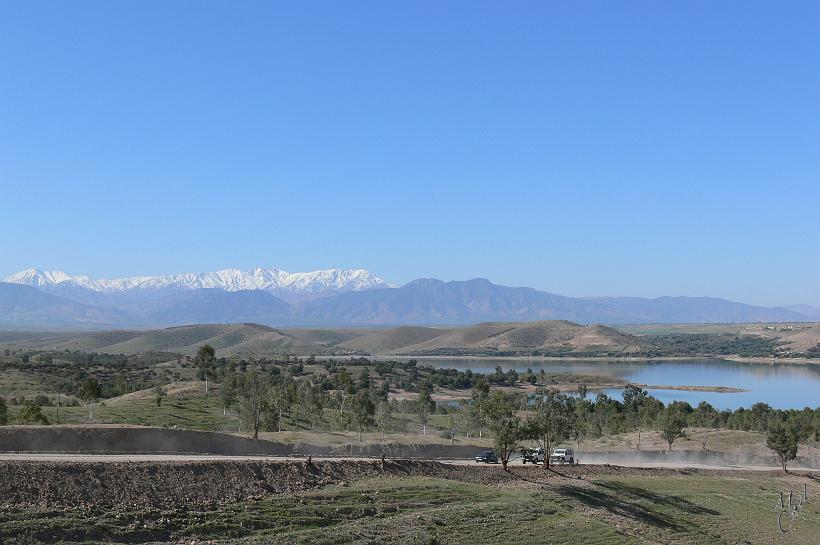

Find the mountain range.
[{"left": 1, "top": 267, "right": 818, "bottom": 329}]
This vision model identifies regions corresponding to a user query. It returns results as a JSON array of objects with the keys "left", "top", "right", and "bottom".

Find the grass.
[
  {"left": 1, "top": 474, "right": 818, "bottom": 544},
  {"left": 572, "top": 475, "right": 820, "bottom": 544}
]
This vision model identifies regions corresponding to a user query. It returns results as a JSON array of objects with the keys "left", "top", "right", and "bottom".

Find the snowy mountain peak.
[{"left": 3, "top": 267, "right": 390, "bottom": 294}]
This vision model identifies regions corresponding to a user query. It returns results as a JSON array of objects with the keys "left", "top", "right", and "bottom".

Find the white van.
[{"left": 549, "top": 448, "right": 575, "bottom": 464}]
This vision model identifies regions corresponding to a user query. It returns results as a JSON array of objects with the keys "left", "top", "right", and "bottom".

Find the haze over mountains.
[{"left": 1, "top": 267, "right": 818, "bottom": 329}]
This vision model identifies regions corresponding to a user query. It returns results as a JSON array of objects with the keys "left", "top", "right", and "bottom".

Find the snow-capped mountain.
[
  {"left": 4, "top": 267, "right": 390, "bottom": 295},
  {"left": 1, "top": 271, "right": 817, "bottom": 329}
]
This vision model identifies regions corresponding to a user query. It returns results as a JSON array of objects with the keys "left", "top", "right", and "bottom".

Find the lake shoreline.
[
  {"left": 364, "top": 354, "right": 820, "bottom": 366},
  {"left": 422, "top": 383, "right": 749, "bottom": 402}
]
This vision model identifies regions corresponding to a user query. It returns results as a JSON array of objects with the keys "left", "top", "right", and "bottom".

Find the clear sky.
[{"left": 1, "top": 1, "right": 818, "bottom": 306}]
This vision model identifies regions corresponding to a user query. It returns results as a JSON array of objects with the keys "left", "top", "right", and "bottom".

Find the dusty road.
[{"left": 1, "top": 452, "right": 816, "bottom": 472}]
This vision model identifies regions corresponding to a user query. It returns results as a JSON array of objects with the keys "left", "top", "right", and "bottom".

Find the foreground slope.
[{"left": 1, "top": 458, "right": 817, "bottom": 545}]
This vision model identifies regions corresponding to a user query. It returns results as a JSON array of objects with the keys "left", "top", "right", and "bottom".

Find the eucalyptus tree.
[
  {"left": 767, "top": 426, "right": 799, "bottom": 473},
  {"left": 470, "top": 377, "right": 490, "bottom": 437},
  {"left": 484, "top": 391, "right": 526, "bottom": 471},
  {"left": 374, "top": 400, "right": 392, "bottom": 441},
  {"left": 528, "top": 388, "right": 576, "bottom": 469},
  {"left": 660, "top": 410, "right": 687, "bottom": 452},
  {"left": 195, "top": 344, "right": 216, "bottom": 394},
  {"left": 350, "top": 390, "right": 374, "bottom": 442},
  {"left": 238, "top": 370, "right": 271, "bottom": 439},
  {"left": 221, "top": 373, "right": 238, "bottom": 416},
  {"left": 417, "top": 380, "right": 435, "bottom": 436},
  {"left": 78, "top": 378, "right": 100, "bottom": 421}
]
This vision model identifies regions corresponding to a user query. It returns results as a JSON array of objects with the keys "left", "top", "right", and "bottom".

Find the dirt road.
[{"left": 1, "top": 452, "right": 816, "bottom": 472}]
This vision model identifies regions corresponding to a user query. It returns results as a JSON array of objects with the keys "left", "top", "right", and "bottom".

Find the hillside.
[
  {"left": 0, "top": 321, "right": 646, "bottom": 356},
  {"left": 2, "top": 320, "right": 819, "bottom": 358},
  {"left": 99, "top": 324, "right": 276, "bottom": 354},
  {"left": 371, "top": 321, "right": 645, "bottom": 355},
  {"left": 339, "top": 326, "right": 454, "bottom": 353}
]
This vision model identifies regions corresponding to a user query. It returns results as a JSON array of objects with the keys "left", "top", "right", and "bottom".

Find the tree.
[
  {"left": 221, "top": 374, "right": 238, "bottom": 416},
  {"left": 0, "top": 397, "right": 8, "bottom": 425},
  {"left": 112, "top": 374, "right": 128, "bottom": 397},
  {"left": 448, "top": 402, "right": 470, "bottom": 444},
  {"left": 660, "top": 411, "right": 687, "bottom": 452},
  {"left": 484, "top": 392, "right": 526, "bottom": 470},
  {"left": 331, "top": 369, "right": 354, "bottom": 429},
  {"left": 576, "top": 383, "right": 588, "bottom": 400},
  {"left": 196, "top": 344, "right": 216, "bottom": 394},
  {"left": 78, "top": 378, "right": 100, "bottom": 421},
  {"left": 470, "top": 378, "right": 490, "bottom": 437},
  {"left": 153, "top": 382, "right": 167, "bottom": 407},
  {"left": 767, "top": 426, "right": 798, "bottom": 473},
  {"left": 417, "top": 381, "right": 435, "bottom": 436},
  {"left": 528, "top": 388, "right": 576, "bottom": 469},
  {"left": 298, "top": 383, "right": 323, "bottom": 430},
  {"left": 19, "top": 400, "right": 49, "bottom": 424},
  {"left": 238, "top": 371, "right": 270, "bottom": 439},
  {"left": 265, "top": 380, "right": 290, "bottom": 433},
  {"left": 374, "top": 401, "right": 392, "bottom": 441},
  {"left": 350, "top": 390, "right": 373, "bottom": 442}
]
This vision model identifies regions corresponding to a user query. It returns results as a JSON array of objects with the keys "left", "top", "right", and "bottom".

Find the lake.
[{"left": 404, "top": 358, "right": 820, "bottom": 410}]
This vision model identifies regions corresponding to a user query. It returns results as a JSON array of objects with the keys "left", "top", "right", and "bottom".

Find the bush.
[
  {"left": 32, "top": 394, "right": 52, "bottom": 407},
  {"left": 19, "top": 401, "right": 49, "bottom": 425}
]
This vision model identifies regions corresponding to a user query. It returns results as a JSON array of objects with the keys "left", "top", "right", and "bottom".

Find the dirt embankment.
[
  {"left": 0, "top": 425, "right": 480, "bottom": 459},
  {"left": 0, "top": 459, "right": 796, "bottom": 510}
]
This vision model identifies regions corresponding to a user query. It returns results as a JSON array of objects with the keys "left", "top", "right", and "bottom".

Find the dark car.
[
  {"left": 475, "top": 450, "right": 499, "bottom": 464},
  {"left": 521, "top": 447, "right": 545, "bottom": 464}
]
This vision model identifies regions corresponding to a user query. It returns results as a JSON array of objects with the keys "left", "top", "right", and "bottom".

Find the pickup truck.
[
  {"left": 549, "top": 448, "right": 575, "bottom": 465},
  {"left": 521, "top": 447, "right": 545, "bottom": 464},
  {"left": 475, "top": 450, "right": 499, "bottom": 464}
]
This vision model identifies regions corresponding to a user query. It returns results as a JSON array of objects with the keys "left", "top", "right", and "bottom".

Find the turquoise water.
[{"left": 407, "top": 358, "right": 820, "bottom": 410}]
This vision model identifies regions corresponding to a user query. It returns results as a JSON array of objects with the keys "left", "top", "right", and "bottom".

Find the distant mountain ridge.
[
  {"left": 0, "top": 269, "right": 816, "bottom": 329},
  {"left": 4, "top": 267, "right": 389, "bottom": 295}
]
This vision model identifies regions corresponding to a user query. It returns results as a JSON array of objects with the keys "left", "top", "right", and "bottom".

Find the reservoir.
[{"left": 407, "top": 358, "right": 820, "bottom": 410}]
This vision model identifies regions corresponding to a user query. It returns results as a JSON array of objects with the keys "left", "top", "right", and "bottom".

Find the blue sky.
[{"left": 1, "top": 1, "right": 818, "bottom": 306}]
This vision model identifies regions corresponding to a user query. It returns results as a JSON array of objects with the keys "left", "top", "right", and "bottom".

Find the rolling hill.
[
  {"left": 339, "top": 326, "right": 454, "bottom": 353},
  {"left": 343, "top": 321, "right": 645, "bottom": 355},
  {"left": 0, "top": 320, "right": 651, "bottom": 357}
]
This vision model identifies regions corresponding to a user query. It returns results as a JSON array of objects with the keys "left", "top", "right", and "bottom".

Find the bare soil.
[{"left": 2, "top": 458, "right": 810, "bottom": 510}]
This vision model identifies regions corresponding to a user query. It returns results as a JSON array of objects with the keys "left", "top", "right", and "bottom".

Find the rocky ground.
[{"left": 0, "top": 458, "right": 802, "bottom": 509}]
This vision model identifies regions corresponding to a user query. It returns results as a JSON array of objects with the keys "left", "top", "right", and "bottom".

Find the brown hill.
[
  {"left": 344, "top": 321, "right": 644, "bottom": 355},
  {"left": 0, "top": 321, "right": 646, "bottom": 356},
  {"left": 339, "top": 326, "right": 453, "bottom": 353}
]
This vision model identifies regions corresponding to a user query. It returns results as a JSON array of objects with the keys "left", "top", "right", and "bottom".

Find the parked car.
[
  {"left": 549, "top": 448, "right": 575, "bottom": 464},
  {"left": 475, "top": 450, "right": 499, "bottom": 464},
  {"left": 521, "top": 447, "right": 545, "bottom": 464}
]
